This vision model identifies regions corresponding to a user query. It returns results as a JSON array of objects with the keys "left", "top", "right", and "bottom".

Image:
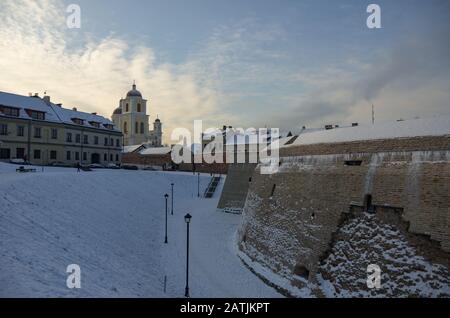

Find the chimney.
[
  {"left": 72, "top": 107, "right": 77, "bottom": 111},
  {"left": 43, "top": 95, "right": 51, "bottom": 105},
  {"left": 56, "top": 103, "right": 62, "bottom": 108},
  {"left": 91, "top": 112, "right": 97, "bottom": 115}
]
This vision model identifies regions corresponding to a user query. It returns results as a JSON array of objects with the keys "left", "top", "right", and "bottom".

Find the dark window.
[
  {"left": 140, "top": 122, "right": 144, "bottom": 134},
  {"left": 249, "top": 177, "right": 252, "bottom": 182},
  {"left": 83, "top": 152, "right": 87, "bottom": 161},
  {"left": 75, "top": 152, "right": 80, "bottom": 161},
  {"left": 125, "top": 104, "right": 129, "bottom": 112},
  {"left": 0, "top": 148, "right": 11, "bottom": 159},
  {"left": 28, "top": 110, "right": 45, "bottom": 120},
  {"left": 116, "top": 139, "right": 120, "bottom": 147},
  {"left": 345, "top": 160, "right": 362, "bottom": 166},
  {"left": 110, "top": 154, "right": 113, "bottom": 161},
  {"left": 104, "top": 137, "right": 108, "bottom": 146},
  {"left": 50, "top": 150, "right": 57, "bottom": 160},
  {"left": 135, "top": 122, "right": 138, "bottom": 134},
  {"left": 72, "top": 118, "right": 84, "bottom": 125},
  {"left": 83, "top": 135, "right": 89, "bottom": 144},
  {"left": 110, "top": 138, "right": 113, "bottom": 146},
  {"left": 34, "top": 149, "right": 41, "bottom": 159},
  {"left": 0, "top": 106, "right": 20, "bottom": 117},
  {"left": 34, "top": 127, "right": 41, "bottom": 138},
  {"left": 67, "top": 132, "right": 72, "bottom": 142},
  {"left": 270, "top": 184, "right": 276, "bottom": 197},
  {"left": 137, "top": 103, "right": 141, "bottom": 112},
  {"left": 94, "top": 136, "right": 99, "bottom": 145},
  {"left": 17, "top": 125, "right": 25, "bottom": 137},
  {"left": 115, "top": 154, "right": 119, "bottom": 162},
  {"left": 124, "top": 122, "right": 128, "bottom": 133},
  {"left": 51, "top": 128, "right": 58, "bottom": 139},
  {"left": 75, "top": 134, "right": 81, "bottom": 143},
  {"left": 67, "top": 151, "right": 71, "bottom": 161},
  {"left": 0, "top": 124, "right": 7, "bottom": 135},
  {"left": 104, "top": 153, "right": 107, "bottom": 161},
  {"left": 16, "top": 148, "right": 25, "bottom": 159}
]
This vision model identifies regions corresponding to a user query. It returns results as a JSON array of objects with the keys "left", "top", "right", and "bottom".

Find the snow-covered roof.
[
  {"left": 283, "top": 115, "right": 450, "bottom": 148},
  {"left": 0, "top": 91, "right": 119, "bottom": 132},
  {"left": 123, "top": 145, "right": 145, "bottom": 154},
  {"left": 139, "top": 147, "right": 172, "bottom": 155}
]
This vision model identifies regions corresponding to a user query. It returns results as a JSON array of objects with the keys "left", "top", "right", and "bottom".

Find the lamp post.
[
  {"left": 171, "top": 183, "right": 174, "bottom": 215},
  {"left": 184, "top": 213, "right": 192, "bottom": 298},
  {"left": 197, "top": 172, "right": 200, "bottom": 197},
  {"left": 164, "top": 194, "right": 169, "bottom": 244}
]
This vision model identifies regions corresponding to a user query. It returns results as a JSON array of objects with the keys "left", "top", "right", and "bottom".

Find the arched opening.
[
  {"left": 137, "top": 103, "right": 141, "bottom": 112},
  {"left": 294, "top": 264, "right": 310, "bottom": 280},
  {"left": 125, "top": 103, "right": 129, "bottom": 112}
]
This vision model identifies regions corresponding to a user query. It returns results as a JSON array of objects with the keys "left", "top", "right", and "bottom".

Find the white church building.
[{"left": 112, "top": 82, "right": 162, "bottom": 147}]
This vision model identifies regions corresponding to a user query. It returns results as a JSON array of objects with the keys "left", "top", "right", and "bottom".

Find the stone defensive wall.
[{"left": 237, "top": 134, "right": 450, "bottom": 293}]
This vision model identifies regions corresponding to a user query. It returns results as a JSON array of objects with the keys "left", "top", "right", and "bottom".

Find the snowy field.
[{"left": 0, "top": 163, "right": 280, "bottom": 297}]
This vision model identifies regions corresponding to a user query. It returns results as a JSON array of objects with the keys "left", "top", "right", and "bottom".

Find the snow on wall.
[{"left": 318, "top": 213, "right": 450, "bottom": 298}]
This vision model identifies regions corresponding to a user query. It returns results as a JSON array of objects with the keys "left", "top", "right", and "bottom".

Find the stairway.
[{"left": 204, "top": 175, "right": 222, "bottom": 198}]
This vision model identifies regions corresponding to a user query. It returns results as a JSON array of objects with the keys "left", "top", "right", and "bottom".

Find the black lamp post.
[
  {"left": 197, "top": 172, "right": 200, "bottom": 197},
  {"left": 164, "top": 194, "right": 169, "bottom": 244},
  {"left": 184, "top": 213, "right": 192, "bottom": 298},
  {"left": 171, "top": 183, "right": 174, "bottom": 215}
]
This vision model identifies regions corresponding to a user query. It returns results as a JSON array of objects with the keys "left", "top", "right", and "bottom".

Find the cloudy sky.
[{"left": 0, "top": 0, "right": 449, "bottom": 142}]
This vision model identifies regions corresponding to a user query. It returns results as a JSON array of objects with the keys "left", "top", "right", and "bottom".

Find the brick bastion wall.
[{"left": 237, "top": 135, "right": 450, "bottom": 296}]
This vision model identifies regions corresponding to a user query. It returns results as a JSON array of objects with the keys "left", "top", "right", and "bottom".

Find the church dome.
[
  {"left": 113, "top": 107, "right": 122, "bottom": 115},
  {"left": 127, "top": 83, "right": 142, "bottom": 98}
]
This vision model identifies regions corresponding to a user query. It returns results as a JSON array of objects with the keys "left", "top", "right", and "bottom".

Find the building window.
[
  {"left": 83, "top": 135, "right": 89, "bottom": 144},
  {"left": 0, "top": 124, "right": 7, "bottom": 135},
  {"left": 51, "top": 128, "right": 58, "bottom": 139},
  {"left": 104, "top": 153, "right": 107, "bottom": 161},
  {"left": 110, "top": 154, "right": 113, "bottom": 161},
  {"left": 0, "top": 106, "right": 20, "bottom": 117},
  {"left": 116, "top": 139, "right": 120, "bottom": 147},
  {"left": 0, "top": 148, "right": 11, "bottom": 159},
  {"left": 126, "top": 103, "right": 129, "bottom": 112},
  {"left": 34, "top": 127, "right": 42, "bottom": 138},
  {"left": 67, "top": 132, "right": 72, "bottom": 142},
  {"left": 94, "top": 136, "right": 99, "bottom": 145},
  {"left": 50, "top": 150, "right": 57, "bottom": 160},
  {"left": 17, "top": 125, "right": 25, "bottom": 137},
  {"left": 75, "top": 152, "right": 80, "bottom": 161},
  {"left": 27, "top": 110, "right": 45, "bottom": 120},
  {"left": 135, "top": 122, "right": 138, "bottom": 134},
  {"left": 124, "top": 122, "right": 128, "bottom": 133},
  {"left": 16, "top": 148, "right": 25, "bottom": 159},
  {"left": 110, "top": 138, "right": 113, "bottom": 146},
  {"left": 34, "top": 149, "right": 41, "bottom": 159},
  {"left": 67, "top": 151, "right": 71, "bottom": 161},
  {"left": 140, "top": 122, "right": 144, "bottom": 134},
  {"left": 76, "top": 134, "right": 81, "bottom": 143},
  {"left": 137, "top": 103, "right": 141, "bottom": 112},
  {"left": 115, "top": 154, "right": 119, "bottom": 162},
  {"left": 72, "top": 118, "right": 84, "bottom": 125},
  {"left": 83, "top": 152, "right": 87, "bottom": 161},
  {"left": 104, "top": 137, "right": 108, "bottom": 146}
]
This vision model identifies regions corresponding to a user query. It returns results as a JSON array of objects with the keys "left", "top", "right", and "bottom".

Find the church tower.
[{"left": 112, "top": 82, "right": 162, "bottom": 147}]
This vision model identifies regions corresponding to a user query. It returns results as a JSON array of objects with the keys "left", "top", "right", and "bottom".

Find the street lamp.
[
  {"left": 197, "top": 172, "right": 200, "bottom": 197},
  {"left": 184, "top": 213, "right": 192, "bottom": 298},
  {"left": 171, "top": 183, "right": 174, "bottom": 215},
  {"left": 164, "top": 194, "right": 169, "bottom": 244}
]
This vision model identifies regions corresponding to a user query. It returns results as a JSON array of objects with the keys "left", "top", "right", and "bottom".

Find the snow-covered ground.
[{"left": 0, "top": 163, "right": 280, "bottom": 297}]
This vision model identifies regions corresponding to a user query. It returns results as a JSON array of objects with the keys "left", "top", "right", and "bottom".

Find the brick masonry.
[{"left": 237, "top": 135, "right": 450, "bottom": 291}]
